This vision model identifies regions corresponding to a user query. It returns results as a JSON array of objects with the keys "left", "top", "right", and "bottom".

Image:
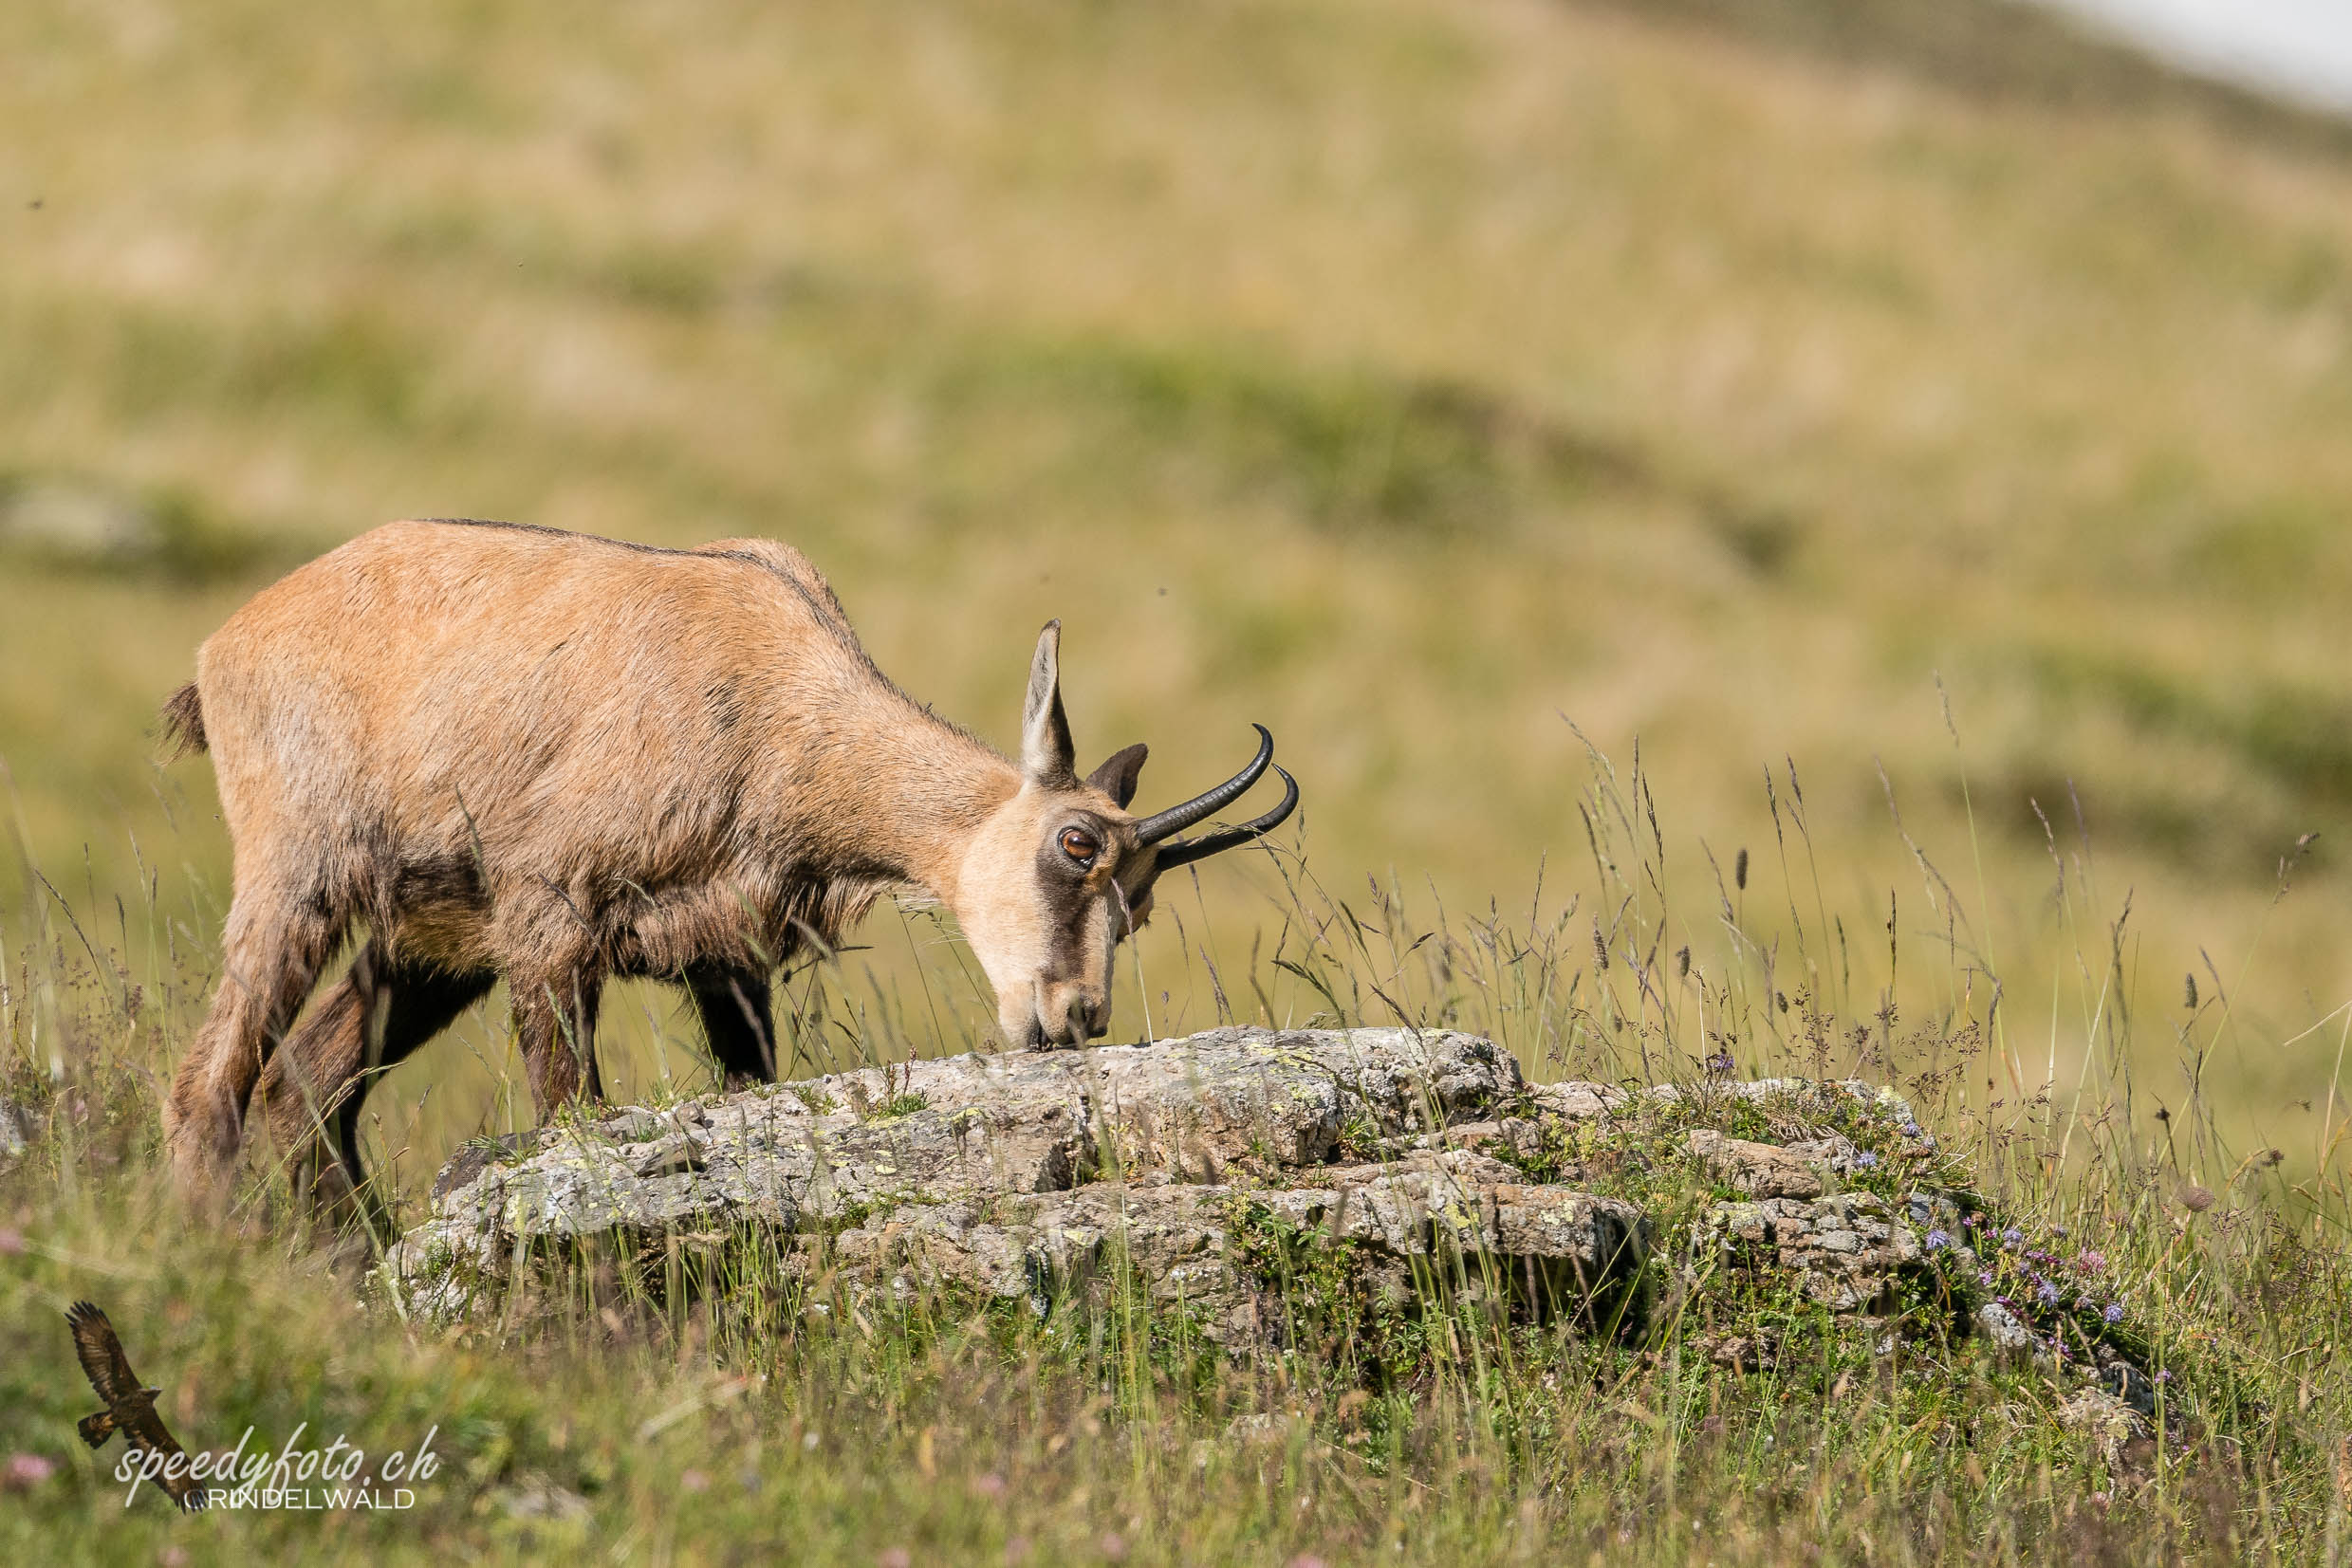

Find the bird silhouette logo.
[{"left": 65, "top": 1300, "right": 207, "bottom": 1511}]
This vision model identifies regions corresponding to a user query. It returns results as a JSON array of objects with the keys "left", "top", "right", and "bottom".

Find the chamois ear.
[
  {"left": 1085, "top": 744, "right": 1148, "bottom": 809},
  {"left": 1020, "top": 620, "right": 1077, "bottom": 787}
]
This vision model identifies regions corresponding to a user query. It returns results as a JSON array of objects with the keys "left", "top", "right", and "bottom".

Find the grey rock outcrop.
[
  {"left": 1701, "top": 1190, "right": 1928, "bottom": 1312},
  {"left": 382, "top": 1029, "right": 2134, "bottom": 1389},
  {"left": 383, "top": 1028, "right": 1652, "bottom": 1337}
]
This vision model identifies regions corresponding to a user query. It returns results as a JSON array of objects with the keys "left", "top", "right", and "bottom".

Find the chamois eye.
[{"left": 1059, "top": 826, "right": 1100, "bottom": 865}]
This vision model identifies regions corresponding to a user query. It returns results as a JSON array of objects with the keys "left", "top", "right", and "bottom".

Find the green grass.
[{"left": 5, "top": 740, "right": 2352, "bottom": 1562}]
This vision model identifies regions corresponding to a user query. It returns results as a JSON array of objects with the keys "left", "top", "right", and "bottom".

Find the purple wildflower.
[
  {"left": 1856, "top": 1151, "right": 1879, "bottom": 1170},
  {"left": 2103, "top": 1303, "right": 2124, "bottom": 1324},
  {"left": 2001, "top": 1227, "right": 2023, "bottom": 1247},
  {"left": 2037, "top": 1281, "right": 2060, "bottom": 1306},
  {"left": 1978, "top": 1271, "right": 1994, "bottom": 1286},
  {"left": 2077, "top": 1250, "right": 2106, "bottom": 1274},
  {"left": 1925, "top": 1228, "right": 1951, "bottom": 1250}
]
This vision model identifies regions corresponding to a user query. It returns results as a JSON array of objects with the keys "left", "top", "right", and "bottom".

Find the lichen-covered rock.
[
  {"left": 1976, "top": 1301, "right": 2039, "bottom": 1356},
  {"left": 2058, "top": 1387, "right": 2148, "bottom": 1467},
  {"left": 379, "top": 1029, "right": 2146, "bottom": 1397},
  {"left": 0, "top": 1098, "right": 38, "bottom": 1168},
  {"left": 1701, "top": 1190, "right": 1926, "bottom": 1311},
  {"left": 816, "top": 1151, "right": 1645, "bottom": 1343},
  {"left": 382, "top": 1027, "right": 1602, "bottom": 1333},
  {"left": 1527, "top": 1080, "right": 1630, "bottom": 1120},
  {"left": 1687, "top": 1129, "right": 1835, "bottom": 1199}
]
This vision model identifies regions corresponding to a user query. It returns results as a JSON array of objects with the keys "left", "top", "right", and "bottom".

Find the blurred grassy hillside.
[{"left": 7, "top": 0, "right": 2352, "bottom": 1166}]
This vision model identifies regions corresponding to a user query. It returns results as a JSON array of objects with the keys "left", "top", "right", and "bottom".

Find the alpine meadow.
[{"left": 8, "top": 0, "right": 2352, "bottom": 1561}]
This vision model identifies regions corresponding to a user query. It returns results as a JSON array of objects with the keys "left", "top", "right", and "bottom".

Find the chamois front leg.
[
  {"left": 511, "top": 964, "right": 606, "bottom": 1116},
  {"left": 684, "top": 960, "right": 778, "bottom": 1089}
]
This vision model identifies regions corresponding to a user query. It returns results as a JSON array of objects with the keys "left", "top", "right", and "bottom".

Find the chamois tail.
[{"left": 160, "top": 682, "right": 208, "bottom": 758}]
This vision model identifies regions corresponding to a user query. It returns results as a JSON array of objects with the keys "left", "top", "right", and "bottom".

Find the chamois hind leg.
[
  {"left": 511, "top": 963, "right": 606, "bottom": 1116},
  {"left": 261, "top": 942, "right": 495, "bottom": 1235},
  {"left": 165, "top": 874, "right": 345, "bottom": 1202},
  {"left": 684, "top": 961, "right": 777, "bottom": 1090}
]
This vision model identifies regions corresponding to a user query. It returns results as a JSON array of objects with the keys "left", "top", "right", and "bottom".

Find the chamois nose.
[{"left": 1041, "top": 985, "right": 1108, "bottom": 1044}]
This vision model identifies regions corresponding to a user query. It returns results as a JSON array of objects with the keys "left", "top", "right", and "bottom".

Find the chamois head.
[{"left": 955, "top": 622, "right": 1298, "bottom": 1048}]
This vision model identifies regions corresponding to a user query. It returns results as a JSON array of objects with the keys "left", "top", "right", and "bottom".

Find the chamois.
[{"left": 158, "top": 519, "right": 1296, "bottom": 1220}]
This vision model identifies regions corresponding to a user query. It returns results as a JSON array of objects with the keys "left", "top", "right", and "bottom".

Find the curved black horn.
[
  {"left": 1152, "top": 766, "right": 1298, "bottom": 871},
  {"left": 1133, "top": 724, "right": 1274, "bottom": 846}
]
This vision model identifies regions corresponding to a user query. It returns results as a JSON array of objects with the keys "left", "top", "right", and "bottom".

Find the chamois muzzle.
[{"left": 1136, "top": 724, "right": 1300, "bottom": 870}]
